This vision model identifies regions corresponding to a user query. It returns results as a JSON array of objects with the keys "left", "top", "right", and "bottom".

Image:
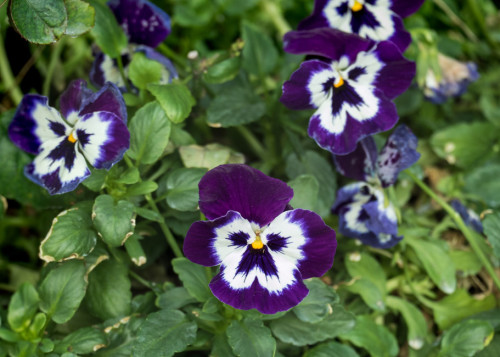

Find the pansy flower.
[
  {"left": 422, "top": 54, "right": 479, "bottom": 104},
  {"left": 90, "top": 0, "right": 178, "bottom": 90},
  {"left": 332, "top": 125, "right": 420, "bottom": 248},
  {"left": 184, "top": 164, "right": 337, "bottom": 314},
  {"left": 298, "top": 0, "right": 425, "bottom": 52},
  {"left": 8, "top": 80, "right": 129, "bottom": 195},
  {"left": 281, "top": 28, "right": 415, "bottom": 155},
  {"left": 450, "top": 200, "right": 483, "bottom": 234}
]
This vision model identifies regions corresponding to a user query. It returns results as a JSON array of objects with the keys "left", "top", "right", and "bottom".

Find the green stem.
[
  {"left": 43, "top": 37, "right": 66, "bottom": 97},
  {"left": 235, "top": 126, "right": 267, "bottom": 161},
  {"left": 405, "top": 170, "right": 500, "bottom": 291},
  {"left": 0, "top": 33, "right": 23, "bottom": 105},
  {"left": 466, "top": 0, "right": 499, "bottom": 50},
  {"left": 157, "top": 43, "right": 188, "bottom": 71},
  {"left": 260, "top": 0, "right": 292, "bottom": 37},
  {"left": 129, "top": 270, "right": 154, "bottom": 289},
  {"left": 433, "top": 0, "right": 477, "bottom": 42}
]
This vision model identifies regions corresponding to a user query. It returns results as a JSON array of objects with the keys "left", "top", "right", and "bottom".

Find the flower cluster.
[
  {"left": 8, "top": 80, "right": 130, "bottom": 195},
  {"left": 184, "top": 164, "right": 337, "bottom": 314},
  {"left": 332, "top": 125, "right": 420, "bottom": 248},
  {"left": 90, "top": 0, "right": 177, "bottom": 90}
]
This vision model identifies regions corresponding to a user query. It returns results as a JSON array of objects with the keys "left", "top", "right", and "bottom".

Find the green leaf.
[
  {"left": 340, "top": 315, "right": 398, "bottom": 357},
  {"left": 439, "top": 320, "right": 494, "bottom": 357},
  {"left": 64, "top": 0, "right": 95, "bottom": 37},
  {"left": 450, "top": 250, "right": 482, "bottom": 276},
  {"left": 39, "top": 260, "right": 87, "bottom": 323},
  {"left": 172, "top": 258, "right": 211, "bottom": 302},
  {"left": 406, "top": 237, "right": 456, "bottom": 294},
  {"left": 204, "top": 57, "right": 241, "bottom": 84},
  {"left": 54, "top": 327, "right": 107, "bottom": 354},
  {"left": 206, "top": 85, "right": 266, "bottom": 127},
  {"left": 87, "top": 0, "right": 127, "bottom": 58},
  {"left": 304, "top": 341, "right": 359, "bottom": 357},
  {"left": 227, "top": 318, "right": 276, "bottom": 357},
  {"left": 293, "top": 279, "right": 338, "bottom": 323},
  {"left": 386, "top": 296, "right": 428, "bottom": 350},
  {"left": 165, "top": 168, "right": 207, "bottom": 211},
  {"left": 39, "top": 204, "right": 97, "bottom": 262},
  {"left": 270, "top": 304, "right": 355, "bottom": 346},
  {"left": 126, "top": 181, "right": 158, "bottom": 196},
  {"left": 129, "top": 52, "right": 164, "bottom": 89},
  {"left": 92, "top": 195, "right": 135, "bottom": 247},
  {"left": 241, "top": 22, "right": 278, "bottom": 76},
  {"left": 7, "top": 283, "right": 40, "bottom": 332},
  {"left": 156, "top": 287, "right": 198, "bottom": 310},
  {"left": 124, "top": 234, "right": 146, "bottom": 266},
  {"left": 345, "top": 252, "right": 387, "bottom": 294},
  {"left": 286, "top": 151, "right": 337, "bottom": 217},
  {"left": 343, "top": 278, "right": 386, "bottom": 311},
  {"left": 288, "top": 175, "right": 320, "bottom": 212},
  {"left": 428, "top": 289, "right": 496, "bottom": 330},
  {"left": 133, "top": 310, "right": 197, "bottom": 357},
  {"left": 480, "top": 93, "right": 500, "bottom": 127},
  {"left": 115, "top": 167, "right": 140, "bottom": 185},
  {"left": 147, "top": 83, "right": 196, "bottom": 124},
  {"left": 179, "top": 143, "right": 241, "bottom": 169},
  {"left": 430, "top": 122, "right": 498, "bottom": 168},
  {"left": 9, "top": 0, "right": 67, "bottom": 44},
  {"left": 86, "top": 259, "right": 131, "bottom": 320},
  {"left": 476, "top": 334, "right": 500, "bottom": 357},
  {"left": 211, "top": 333, "right": 236, "bottom": 357},
  {"left": 465, "top": 165, "right": 500, "bottom": 208},
  {"left": 134, "top": 207, "right": 163, "bottom": 222},
  {"left": 484, "top": 212, "right": 500, "bottom": 259},
  {"left": 128, "top": 101, "right": 172, "bottom": 165}
]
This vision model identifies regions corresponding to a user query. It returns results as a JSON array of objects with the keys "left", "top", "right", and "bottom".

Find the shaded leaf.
[
  {"left": 92, "top": 195, "right": 135, "bottom": 247},
  {"left": 227, "top": 318, "right": 276, "bottom": 357}
]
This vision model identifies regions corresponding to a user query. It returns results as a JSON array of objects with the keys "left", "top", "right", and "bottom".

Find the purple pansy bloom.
[
  {"left": 281, "top": 28, "right": 415, "bottom": 155},
  {"left": 450, "top": 200, "right": 483, "bottom": 234},
  {"left": 184, "top": 164, "right": 337, "bottom": 314},
  {"left": 90, "top": 0, "right": 177, "bottom": 90},
  {"left": 423, "top": 54, "right": 479, "bottom": 104},
  {"left": 298, "top": 0, "right": 425, "bottom": 52},
  {"left": 332, "top": 125, "right": 420, "bottom": 248},
  {"left": 8, "top": 80, "right": 129, "bottom": 195}
]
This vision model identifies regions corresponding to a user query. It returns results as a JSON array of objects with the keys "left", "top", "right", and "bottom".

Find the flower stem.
[
  {"left": 157, "top": 43, "right": 188, "bottom": 72},
  {"left": 43, "top": 37, "right": 66, "bottom": 97},
  {"left": 235, "top": 125, "right": 267, "bottom": 161},
  {"left": 405, "top": 170, "right": 500, "bottom": 291},
  {"left": 129, "top": 270, "right": 155, "bottom": 290},
  {"left": 0, "top": 33, "right": 23, "bottom": 105}
]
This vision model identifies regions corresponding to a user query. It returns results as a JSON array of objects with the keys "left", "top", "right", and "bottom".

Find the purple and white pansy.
[
  {"left": 90, "top": 0, "right": 178, "bottom": 90},
  {"left": 183, "top": 164, "right": 337, "bottom": 314},
  {"left": 332, "top": 125, "right": 420, "bottom": 248},
  {"left": 281, "top": 28, "right": 415, "bottom": 155},
  {"left": 8, "top": 80, "right": 130, "bottom": 195},
  {"left": 298, "top": 0, "right": 425, "bottom": 52},
  {"left": 450, "top": 200, "right": 483, "bottom": 234}
]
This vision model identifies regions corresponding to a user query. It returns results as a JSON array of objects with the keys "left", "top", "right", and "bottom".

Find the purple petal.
[
  {"left": 25, "top": 138, "right": 90, "bottom": 195},
  {"left": 79, "top": 82, "right": 127, "bottom": 123},
  {"left": 184, "top": 211, "right": 253, "bottom": 267},
  {"left": 373, "top": 41, "right": 416, "bottom": 99},
  {"left": 264, "top": 209, "right": 336, "bottom": 279},
  {"left": 332, "top": 183, "right": 401, "bottom": 248},
  {"left": 377, "top": 124, "right": 420, "bottom": 187},
  {"left": 333, "top": 135, "right": 378, "bottom": 181},
  {"left": 89, "top": 52, "right": 128, "bottom": 91},
  {"left": 74, "top": 111, "right": 130, "bottom": 170},
  {"left": 198, "top": 164, "right": 294, "bottom": 227},
  {"left": 280, "top": 59, "right": 334, "bottom": 110},
  {"left": 385, "top": 14, "right": 412, "bottom": 52},
  {"left": 108, "top": 0, "right": 171, "bottom": 48},
  {"left": 390, "top": 0, "right": 425, "bottom": 18},
  {"left": 59, "top": 80, "right": 94, "bottom": 124},
  {"left": 137, "top": 46, "right": 178, "bottom": 83},
  {"left": 297, "top": 0, "right": 331, "bottom": 31},
  {"left": 450, "top": 200, "right": 484, "bottom": 234},
  {"left": 210, "top": 268, "right": 308, "bottom": 314},
  {"left": 8, "top": 95, "right": 71, "bottom": 154},
  {"left": 284, "top": 28, "right": 374, "bottom": 63}
]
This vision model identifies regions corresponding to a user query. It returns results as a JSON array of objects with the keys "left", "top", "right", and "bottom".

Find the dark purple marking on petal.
[
  {"left": 76, "top": 129, "right": 92, "bottom": 147},
  {"left": 266, "top": 233, "right": 289, "bottom": 253},
  {"left": 184, "top": 210, "right": 245, "bottom": 267},
  {"left": 236, "top": 246, "right": 278, "bottom": 278},
  {"left": 333, "top": 135, "right": 378, "bottom": 182},
  {"left": 348, "top": 66, "right": 366, "bottom": 81},
  {"left": 59, "top": 79, "right": 93, "bottom": 120},
  {"left": 47, "top": 139, "right": 77, "bottom": 170},
  {"left": 350, "top": 6, "right": 381, "bottom": 33},
  {"left": 337, "top": 2, "right": 349, "bottom": 15},
  {"left": 49, "top": 121, "right": 66, "bottom": 137},
  {"left": 79, "top": 82, "right": 127, "bottom": 123},
  {"left": 390, "top": 0, "right": 425, "bottom": 18},
  {"left": 108, "top": 0, "right": 171, "bottom": 48},
  {"left": 373, "top": 41, "right": 416, "bottom": 99},
  {"left": 209, "top": 268, "right": 309, "bottom": 314},
  {"left": 332, "top": 182, "right": 364, "bottom": 213},
  {"left": 284, "top": 28, "right": 375, "bottom": 63},
  {"left": 450, "top": 200, "right": 484, "bottom": 234},
  {"left": 89, "top": 52, "right": 107, "bottom": 89},
  {"left": 198, "top": 164, "right": 294, "bottom": 227},
  {"left": 228, "top": 231, "right": 250, "bottom": 247},
  {"left": 332, "top": 82, "right": 363, "bottom": 115},
  {"left": 280, "top": 59, "right": 333, "bottom": 110},
  {"left": 377, "top": 124, "right": 420, "bottom": 187},
  {"left": 8, "top": 95, "right": 47, "bottom": 154}
]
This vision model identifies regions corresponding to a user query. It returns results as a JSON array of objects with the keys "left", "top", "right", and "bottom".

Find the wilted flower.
[
  {"left": 281, "top": 28, "right": 415, "bottom": 155},
  {"left": 423, "top": 54, "right": 479, "bottom": 104},
  {"left": 8, "top": 80, "right": 129, "bottom": 195},
  {"left": 298, "top": 0, "right": 425, "bottom": 51},
  {"left": 183, "top": 164, "right": 337, "bottom": 314},
  {"left": 90, "top": 0, "right": 177, "bottom": 90},
  {"left": 332, "top": 125, "right": 420, "bottom": 248}
]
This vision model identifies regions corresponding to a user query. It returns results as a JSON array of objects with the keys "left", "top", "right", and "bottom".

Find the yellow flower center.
[
  {"left": 251, "top": 233, "right": 264, "bottom": 249},
  {"left": 351, "top": 0, "right": 363, "bottom": 12},
  {"left": 334, "top": 76, "right": 345, "bottom": 88},
  {"left": 67, "top": 132, "right": 77, "bottom": 143}
]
